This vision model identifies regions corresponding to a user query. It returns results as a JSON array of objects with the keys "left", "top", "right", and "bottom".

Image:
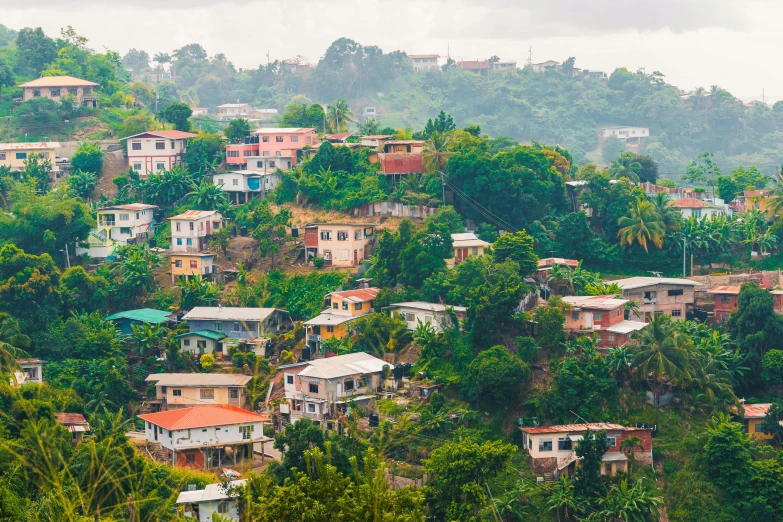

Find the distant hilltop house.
[
  {"left": 457, "top": 60, "right": 490, "bottom": 77},
  {"left": 492, "top": 61, "right": 517, "bottom": 73},
  {"left": 217, "top": 103, "right": 279, "bottom": 122},
  {"left": 408, "top": 54, "right": 440, "bottom": 72},
  {"left": 0, "top": 142, "right": 60, "bottom": 173},
  {"left": 368, "top": 140, "right": 425, "bottom": 176},
  {"left": 599, "top": 126, "right": 650, "bottom": 145},
  {"left": 19, "top": 75, "right": 99, "bottom": 107},
  {"left": 529, "top": 60, "right": 561, "bottom": 73},
  {"left": 612, "top": 276, "right": 703, "bottom": 322},
  {"left": 125, "top": 130, "right": 198, "bottom": 177},
  {"left": 76, "top": 203, "right": 158, "bottom": 259}
]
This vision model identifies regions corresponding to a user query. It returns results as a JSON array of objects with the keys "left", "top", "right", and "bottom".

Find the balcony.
[
  {"left": 99, "top": 219, "right": 116, "bottom": 227},
  {"left": 307, "top": 335, "right": 322, "bottom": 343}
]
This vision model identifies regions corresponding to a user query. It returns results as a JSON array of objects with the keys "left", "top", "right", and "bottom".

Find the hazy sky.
[{"left": 4, "top": 0, "right": 782, "bottom": 101}]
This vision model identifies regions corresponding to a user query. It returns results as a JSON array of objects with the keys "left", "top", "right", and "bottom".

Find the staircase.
[
  {"left": 146, "top": 441, "right": 169, "bottom": 463},
  {"left": 543, "top": 471, "right": 558, "bottom": 483}
]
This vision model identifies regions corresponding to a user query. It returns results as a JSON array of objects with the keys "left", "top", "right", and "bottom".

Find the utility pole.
[{"left": 266, "top": 50, "right": 270, "bottom": 67}]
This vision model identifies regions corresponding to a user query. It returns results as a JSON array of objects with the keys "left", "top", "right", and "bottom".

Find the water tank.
[
  {"left": 393, "top": 366, "right": 404, "bottom": 381},
  {"left": 240, "top": 226, "right": 248, "bottom": 237},
  {"left": 149, "top": 238, "right": 157, "bottom": 248},
  {"left": 301, "top": 346, "right": 311, "bottom": 361},
  {"left": 291, "top": 227, "right": 299, "bottom": 238},
  {"left": 368, "top": 413, "right": 379, "bottom": 427}
]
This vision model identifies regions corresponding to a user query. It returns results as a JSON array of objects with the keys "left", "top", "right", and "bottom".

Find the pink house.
[{"left": 226, "top": 127, "right": 319, "bottom": 170}]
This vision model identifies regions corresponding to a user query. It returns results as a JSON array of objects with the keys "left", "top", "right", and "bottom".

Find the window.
[
  {"left": 538, "top": 438, "right": 553, "bottom": 452},
  {"left": 286, "top": 375, "right": 294, "bottom": 384},
  {"left": 262, "top": 151, "right": 270, "bottom": 156},
  {"left": 571, "top": 311, "right": 579, "bottom": 320},
  {"left": 243, "top": 150, "right": 253, "bottom": 157},
  {"left": 239, "top": 425, "right": 254, "bottom": 440},
  {"left": 326, "top": 325, "right": 334, "bottom": 333},
  {"left": 185, "top": 454, "right": 195, "bottom": 464},
  {"left": 291, "top": 135, "right": 299, "bottom": 142},
  {"left": 155, "top": 142, "right": 165, "bottom": 150},
  {"left": 176, "top": 238, "right": 182, "bottom": 245},
  {"left": 50, "top": 88, "right": 60, "bottom": 97},
  {"left": 200, "top": 389, "right": 215, "bottom": 399},
  {"left": 307, "top": 403, "right": 316, "bottom": 413},
  {"left": 332, "top": 302, "right": 338, "bottom": 309},
  {"left": 68, "top": 88, "right": 78, "bottom": 96},
  {"left": 275, "top": 136, "right": 284, "bottom": 142},
  {"left": 256, "top": 161, "right": 264, "bottom": 168},
  {"left": 344, "top": 379, "right": 355, "bottom": 391},
  {"left": 156, "top": 163, "right": 165, "bottom": 170},
  {"left": 320, "top": 231, "right": 332, "bottom": 240},
  {"left": 644, "top": 291, "right": 657, "bottom": 301},
  {"left": 131, "top": 142, "right": 142, "bottom": 150},
  {"left": 232, "top": 178, "right": 239, "bottom": 185},
  {"left": 233, "top": 322, "right": 240, "bottom": 332},
  {"left": 33, "top": 89, "right": 41, "bottom": 97},
  {"left": 16, "top": 152, "right": 26, "bottom": 160},
  {"left": 558, "top": 438, "right": 572, "bottom": 451},
  {"left": 606, "top": 436, "right": 618, "bottom": 448},
  {"left": 197, "top": 340, "right": 206, "bottom": 350},
  {"left": 190, "top": 260, "right": 198, "bottom": 269},
  {"left": 667, "top": 289, "right": 684, "bottom": 297},
  {"left": 120, "top": 227, "right": 132, "bottom": 234},
  {"left": 136, "top": 212, "right": 140, "bottom": 219},
  {"left": 186, "top": 238, "right": 192, "bottom": 245},
  {"left": 189, "top": 222, "right": 194, "bottom": 230},
  {"left": 607, "top": 334, "right": 615, "bottom": 341},
  {"left": 672, "top": 309, "right": 682, "bottom": 317},
  {"left": 40, "top": 152, "right": 50, "bottom": 159},
  {"left": 215, "top": 322, "right": 223, "bottom": 331},
  {"left": 119, "top": 214, "right": 129, "bottom": 221},
  {"left": 342, "top": 302, "right": 349, "bottom": 310},
  {"left": 217, "top": 501, "right": 229, "bottom": 514},
  {"left": 693, "top": 210, "right": 702, "bottom": 219},
  {"left": 337, "top": 231, "right": 348, "bottom": 241},
  {"left": 594, "top": 313, "right": 603, "bottom": 321},
  {"left": 354, "top": 303, "right": 363, "bottom": 311},
  {"left": 227, "top": 150, "right": 240, "bottom": 157},
  {"left": 262, "top": 136, "right": 270, "bottom": 142},
  {"left": 309, "top": 382, "right": 319, "bottom": 393},
  {"left": 175, "top": 260, "right": 183, "bottom": 268},
  {"left": 0, "top": 153, "right": 5, "bottom": 160},
  {"left": 183, "top": 338, "right": 190, "bottom": 346},
  {"left": 405, "top": 312, "right": 415, "bottom": 322},
  {"left": 472, "top": 247, "right": 478, "bottom": 255},
  {"left": 173, "top": 389, "right": 182, "bottom": 396},
  {"left": 83, "top": 87, "right": 91, "bottom": 95},
  {"left": 355, "top": 230, "right": 362, "bottom": 240},
  {"left": 306, "top": 136, "right": 312, "bottom": 143},
  {"left": 720, "top": 296, "right": 732, "bottom": 304},
  {"left": 269, "top": 160, "right": 275, "bottom": 168},
  {"left": 229, "top": 388, "right": 239, "bottom": 398}
]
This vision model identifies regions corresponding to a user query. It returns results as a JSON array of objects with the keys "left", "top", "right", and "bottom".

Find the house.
[
  {"left": 385, "top": 302, "right": 467, "bottom": 331},
  {"left": 191, "top": 107, "right": 209, "bottom": 117},
  {"left": 169, "top": 210, "right": 222, "bottom": 253},
  {"left": 408, "top": 54, "right": 440, "bottom": 72},
  {"left": 671, "top": 198, "right": 724, "bottom": 220},
  {"left": 457, "top": 60, "right": 489, "bottom": 76},
  {"left": 213, "top": 170, "right": 281, "bottom": 204},
  {"left": 125, "top": 130, "right": 198, "bottom": 177},
  {"left": 280, "top": 352, "right": 394, "bottom": 428},
  {"left": 582, "top": 70, "right": 607, "bottom": 80},
  {"left": 362, "top": 107, "right": 378, "bottom": 121},
  {"left": 225, "top": 128, "right": 318, "bottom": 170},
  {"left": 303, "top": 223, "right": 375, "bottom": 267},
  {"left": 368, "top": 140, "right": 425, "bottom": 175},
  {"left": 55, "top": 413, "right": 90, "bottom": 444},
  {"left": 13, "top": 358, "right": 45, "bottom": 386},
  {"left": 599, "top": 126, "right": 650, "bottom": 145},
  {"left": 562, "top": 295, "right": 647, "bottom": 348},
  {"left": 529, "top": 60, "right": 561, "bottom": 72},
  {"left": 303, "top": 287, "right": 380, "bottom": 352},
  {"left": 492, "top": 61, "right": 517, "bottom": 73},
  {"left": 537, "top": 257, "right": 580, "bottom": 273},
  {"left": 325, "top": 132, "right": 355, "bottom": 143},
  {"left": 446, "top": 232, "right": 491, "bottom": 268},
  {"left": 736, "top": 403, "right": 781, "bottom": 440},
  {"left": 360, "top": 135, "right": 394, "bottom": 148},
  {"left": 180, "top": 307, "right": 292, "bottom": 356},
  {"left": 144, "top": 373, "right": 252, "bottom": 411},
  {"left": 170, "top": 252, "right": 216, "bottom": 284},
  {"left": 216, "top": 103, "right": 254, "bottom": 121},
  {"left": 175, "top": 329, "right": 226, "bottom": 356},
  {"left": 76, "top": 203, "right": 157, "bottom": 258},
  {"left": 612, "top": 277, "right": 704, "bottom": 321},
  {"left": 709, "top": 285, "right": 783, "bottom": 323},
  {"left": 248, "top": 108, "right": 279, "bottom": 121},
  {"left": 177, "top": 480, "right": 245, "bottom": 522},
  {"left": 638, "top": 182, "right": 697, "bottom": 201},
  {"left": 19, "top": 76, "right": 99, "bottom": 107},
  {"left": 107, "top": 308, "right": 173, "bottom": 336},
  {"left": 0, "top": 142, "right": 59, "bottom": 173},
  {"left": 138, "top": 405, "right": 269, "bottom": 469},
  {"left": 520, "top": 423, "right": 653, "bottom": 478}
]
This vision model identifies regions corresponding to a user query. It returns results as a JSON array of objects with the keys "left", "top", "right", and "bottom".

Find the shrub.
[
  {"left": 200, "top": 353, "right": 215, "bottom": 371},
  {"left": 312, "top": 257, "right": 325, "bottom": 268}
]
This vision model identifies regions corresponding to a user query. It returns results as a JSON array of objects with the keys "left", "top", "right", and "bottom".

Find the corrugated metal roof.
[
  {"left": 169, "top": 210, "right": 220, "bottom": 221},
  {"left": 0, "top": 142, "right": 60, "bottom": 150},
  {"left": 296, "top": 352, "right": 392, "bottom": 379},
  {"left": 176, "top": 480, "right": 246, "bottom": 504},
  {"left": 55, "top": 413, "right": 89, "bottom": 427},
  {"left": 106, "top": 308, "right": 172, "bottom": 323},
  {"left": 671, "top": 197, "right": 719, "bottom": 209},
  {"left": 741, "top": 403, "right": 771, "bottom": 419},
  {"left": 303, "top": 311, "right": 358, "bottom": 327},
  {"left": 612, "top": 277, "right": 703, "bottom": 290},
  {"left": 521, "top": 423, "right": 638, "bottom": 434},
  {"left": 138, "top": 405, "right": 269, "bottom": 430},
  {"left": 709, "top": 285, "right": 742, "bottom": 295},
  {"left": 175, "top": 329, "right": 226, "bottom": 341},
  {"left": 451, "top": 232, "right": 491, "bottom": 248},
  {"left": 606, "top": 320, "right": 648, "bottom": 334},
  {"left": 144, "top": 373, "right": 252, "bottom": 387},
  {"left": 538, "top": 257, "right": 580, "bottom": 269},
  {"left": 182, "top": 307, "right": 285, "bottom": 322},
  {"left": 124, "top": 130, "right": 198, "bottom": 140},
  {"left": 562, "top": 295, "right": 627, "bottom": 311},
  {"left": 20, "top": 75, "right": 99, "bottom": 87},
  {"left": 329, "top": 288, "right": 380, "bottom": 303},
  {"left": 97, "top": 203, "right": 157, "bottom": 211},
  {"left": 388, "top": 302, "right": 467, "bottom": 313}
]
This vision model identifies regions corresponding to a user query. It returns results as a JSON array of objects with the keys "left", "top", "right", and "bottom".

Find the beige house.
[
  {"left": 144, "top": 373, "right": 252, "bottom": 411},
  {"left": 446, "top": 232, "right": 491, "bottom": 268},
  {"left": 612, "top": 277, "right": 703, "bottom": 322},
  {"left": 125, "top": 130, "right": 198, "bottom": 177},
  {"left": 303, "top": 223, "right": 375, "bottom": 267},
  {"left": 19, "top": 76, "right": 99, "bottom": 107},
  {"left": 0, "top": 142, "right": 59, "bottom": 172},
  {"left": 385, "top": 302, "right": 467, "bottom": 332},
  {"left": 170, "top": 210, "right": 222, "bottom": 253},
  {"left": 13, "top": 358, "right": 45, "bottom": 387}
]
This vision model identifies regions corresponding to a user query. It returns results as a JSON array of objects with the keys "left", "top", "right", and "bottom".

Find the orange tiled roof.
[
  {"left": 138, "top": 405, "right": 269, "bottom": 430},
  {"left": 741, "top": 403, "right": 771, "bottom": 419},
  {"left": 671, "top": 198, "right": 714, "bottom": 209}
]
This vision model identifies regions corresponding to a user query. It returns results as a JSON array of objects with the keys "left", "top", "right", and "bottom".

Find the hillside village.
[{"left": 4, "top": 24, "right": 783, "bottom": 522}]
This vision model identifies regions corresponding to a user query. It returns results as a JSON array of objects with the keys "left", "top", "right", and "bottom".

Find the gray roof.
[
  {"left": 177, "top": 480, "right": 246, "bottom": 504},
  {"left": 303, "top": 311, "right": 358, "bottom": 327},
  {"left": 388, "top": 302, "right": 467, "bottom": 313},
  {"left": 182, "top": 307, "right": 286, "bottom": 322},
  {"left": 605, "top": 320, "right": 648, "bottom": 334},
  {"left": 611, "top": 277, "right": 704, "bottom": 290},
  {"left": 144, "top": 373, "right": 252, "bottom": 387},
  {"left": 296, "top": 352, "right": 392, "bottom": 379},
  {"left": 451, "top": 232, "right": 491, "bottom": 248}
]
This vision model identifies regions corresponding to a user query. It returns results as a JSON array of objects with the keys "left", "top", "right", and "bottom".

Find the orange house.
[{"left": 303, "top": 287, "right": 380, "bottom": 353}]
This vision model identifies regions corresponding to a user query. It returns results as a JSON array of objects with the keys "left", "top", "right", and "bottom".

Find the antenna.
[
  {"left": 266, "top": 50, "right": 270, "bottom": 67},
  {"left": 648, "top": 270, "right": 663, "bottom": 278},
  {"left": 528, "top": 45, "right": 532, "bottom": 65},
  {"left": 569, "top": 410, "right": 590, "bottom": 425}
]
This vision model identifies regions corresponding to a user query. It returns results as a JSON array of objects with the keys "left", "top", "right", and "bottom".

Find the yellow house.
[
  {"left": 303, "top": 287, "right": 380, "bottom": 353},
  {"left": 169, "top": 252, "right": 216, "bottom": 283},
  {"left": 739, "top": 403, "right": 777, "bottom": 440},
  {"left": 0, "top": 142, "right": 60, "bottom": 172},
  {"left": 446, "top": 232, "right": 491, "bottom": 268},
  {"left": 144, "top": 373, "right": 252, "bottom": 411}
]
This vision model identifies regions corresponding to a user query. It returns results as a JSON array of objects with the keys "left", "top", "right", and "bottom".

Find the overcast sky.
[{"left": 3, "top": 0, "right": 782, "bottom": 101}]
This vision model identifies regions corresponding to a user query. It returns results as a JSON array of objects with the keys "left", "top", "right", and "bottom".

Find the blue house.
[
  {"left": 180, "top": 307, "right": 292, "bottom": 356},
  {"left": 107, "top": 308, "right": 173, "bottom": 336}
]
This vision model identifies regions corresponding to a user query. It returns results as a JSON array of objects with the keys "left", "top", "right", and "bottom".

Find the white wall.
[
  {"left": 392, "top": 308, "right": 452, "bottom": 332},
  {"left": 197, "top": 498, "right": 240, "bottom": 522},
  {"left": 145, "top": 420, "right": 265, "bottom": 451},
  {"left": 128, "top": 137, "right": 188, "bottom": 176}
]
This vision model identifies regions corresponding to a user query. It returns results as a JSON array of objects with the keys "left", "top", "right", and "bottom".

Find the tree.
[
  {"left": 0, "top": 57, "right": 13, "bottom": 101},
  {"left": 0, "top": 244, "right": 61, "bottom": 328},
  {"left": 574, "top": 430, "right": 608, "bottom": 499},
  {"left": 224, "top": 118, "right": 252, "bottom": 143},
  {"left": 546, "top": 477, "right": 578, "bottom": 522},
  {"left": 684, "top": 152, "right": 721, "bottom": 199},
  {"left": 187, "top": 180, "right": 230, "bottom": 211},
  {"left": 358, "top": 118, "right": 381, "bottom": 135},
  {"left": 601, "top": 136, "right": 625, "bottom": 164},
  {"left": 130, "top": 323, "right": 166, "bottom": 357},
  {"left": 422, "top": 131, "right": 452, "bottom": 175},
  {"left": 183, "top": 132, "right": 223, "bottom": 176},
  {"left": 21, "top": 152, "right": 53, "bottom": 193},
  {"left": 16, "top": 97, "right": 60, "bottom": 125},
  {"left": 326, "top": 98, "right": 354, "bottom": 132},
  {"left": 596, "top": 480, "right": 664, "bottom": 522},
  {"left": 158, "top": 102, "right": 193, "bottom": 131},
  {"left": 632, "top": 153, "right": 659, "bottom": 184},
  {"left": 422, "top": 111, "right": 456, "bottom": 138},
  {"left": 609, "top": 151, "right": 642, "bottom": 182},
  {"left": 463, "top": 345, "right": 529, "bottom": 408},
  {"left": 492, "top": 231, "right": 538, "bottom": 276},
  {"left": 67, "top": 170, "right": 98, "bottom": 199},
  {"left": 424, "top": 439, "right": 515, "bottom": 521},
  {"left": 759, "top": 402, "right": 783, "bottom": 445},
  {"left": 200, "top": 352, "right": 215, "bottom": 371},
  {"left": 704, "top": 414, "right": 753, "bottom": 494},
  {"left": 71, "top": 142, "right": 104, "bottom": 174},
  {"left": 250, "top": 203, "right": 292, "bottom": 269},
  {"left": 0, "top": 313, "right": 31, "bottom": 382},
  {"left": 728, "top": 282, "right": 783, "bottom": 377},
  {"left": 15, "top": 27, "right": 58, "bottom": 74},
  {"left": 761, "top": 349, "right": 783, "bottom": 385},
  {"left": 619, "top": 435, "right": 644, "bottom": 474},
  {"left": 617, "top": 199, "right": 666, "bottom": 252},
  {"left": 532, "top": 303, "right": 566, "bottom": 350}
]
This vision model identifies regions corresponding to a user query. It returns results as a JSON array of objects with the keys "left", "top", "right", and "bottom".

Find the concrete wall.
[
  {"left": 127, "top": 137, "right": 188, "bottom": 176},
  {"left": 622, "top": 284, "right": 697, "bottom": 321},
  {"left": 353, "top": 201, "right": 437, "bottom": 219}
]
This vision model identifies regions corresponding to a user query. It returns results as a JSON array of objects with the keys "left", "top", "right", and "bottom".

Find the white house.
[
  {"left": 385, "top": 302, "right": 467, "bottom": 331},
  {"left": 217, "top": 103, "right": 254, "bottom": 121},
  {"left": 76, "top": 203, "right": 157, "bottom": 258},
  {"left": 599, "top": 126, "right": 650, "bottom": 145},
  {"left": 138, "top": 405, "right": 269, "bottom": 469},
  {"left": 671, "top": 198, "right": 724, "bottom": 220},
  {"left": 177, "top": 480, "right": 245, "bottom": 522},
  {"left": 169, "top": 210, "right": 222, "bottom": 253},
  {"left": 529, "top": 60, "right": 560, "bottom": 72},
  {"left": 13, "top": 358, "right": 44, "bottom": 386},
  {"left": 125, "top": 130, "right": 198, "bottom": 177},
  {"left": 213, "top": 170, "right": 281, "bottom": 205},
  {"left": 408, "top": 54, "right": 440, "bottom": 72}
]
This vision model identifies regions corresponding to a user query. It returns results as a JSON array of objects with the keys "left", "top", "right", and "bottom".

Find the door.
[
  {"left": 353, "top": 249, "right": 358, "bottom": 265},
  {"left": 154, "top": 426, "right": 158, "bottom": 441},
  {"left": 584, "top": 313, "right": 593, "bottom": 329}
]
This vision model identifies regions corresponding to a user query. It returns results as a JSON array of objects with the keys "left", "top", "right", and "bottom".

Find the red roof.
[
  {"left": 709, "top": 285, "right": 742, "bottom": 295},
  {"left": 330, "top": 287, "right": 381, "bottom": 302},
  {"left": 138, "top": 405, "right": 270, "bottom": 430},
  {"left": 538, "top": 257, "right": 580, "bottom": 269},
  {"left": 671, "top": 198, "right": 714, "bottom": 209},
  {"left": 379, "top": 153, "right": 423, "bottom": 174},
  {"left": 55, "top": 412, "right": 89, "bottom": 426},
  {"left": 740, "top": 403, "right": 771, "bottom": 419},
  {"left": 125, "top": 130, "right": 198, "bottom": 140},
  {"left": 521, "top": 422, "right": 638, "bottom": 434}
]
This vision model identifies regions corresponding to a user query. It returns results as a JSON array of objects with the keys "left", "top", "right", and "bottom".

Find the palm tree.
[
  {"left": 0, "top": 313, "right": 31, "bottom": 383},
  {"left": 325, "top": 99, "right": 354, "bottom": 133},
  {"left": 422, "top": 131, "right": 452, "bottom": 174},
  {"left": 606, "top": 346, "right": 633, "bottom": 380},
  {"left": 545, "top": 476, "right": 578, "bottom": 522},
  {"left": 187, "top": 180, "right": 230, "bottom": 211},
  {"left": 619, "top": 435, "right": 644, "bottom": 474},
  {"left": 650, "top": 192, "right": 680, "bottom": 231},
  {"left": 630, "top": 314, "right": 693, "bottom": 405},
  {"left": 595, "top": 479, "right": 664, "bottom": 521},
  {"left": 617, "top": 199, "right": 666, "bottom": 252},
  {"left": 609, "top": 152, "right": 642, "bottom": 182},
  {"left": 130, "top": 323, "right": 166, "bottom": 357}
]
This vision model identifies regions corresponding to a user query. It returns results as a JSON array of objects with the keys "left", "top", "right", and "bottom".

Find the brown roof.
[
  {"left": 98, "top": 203, "right": 157, "bottom": 211},
  {"left": 562, "top": 295, "right": 627, "bottom": 311},
  {"left": 671, "top": 198, "right": 714, "bottom": 209},
  {"left": 325, "top": 132, "right": 354, "bottom": 141},
  {"left": 330, "top": 287, "right": 381, "bottom": 303},
  {"left": 709, "top": 285, "right": 742, "bottom": 295},
  {"left": 20, "top": 75, "right": 99, "bottom": 88},
  {"left": 538, "top": 257, "right": 580, "bottom": 269},
  {"left": 740, "top": 403, "right": 771, "bottom": 419},
  {"left": 521, "top": 422, "right": 639, "bottom": 434},
  {"left": 125, "top": 130, "right": 198, "bottom": 140},
  {"left": 55, "top": 413, "right": 89, "bottom": 426},
  {"left": 138, "top": 405, "right": 269, "bottom": 430}
]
